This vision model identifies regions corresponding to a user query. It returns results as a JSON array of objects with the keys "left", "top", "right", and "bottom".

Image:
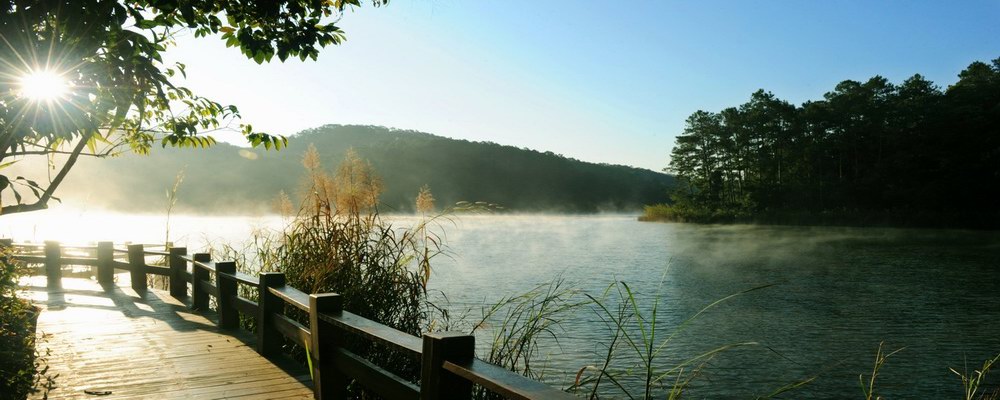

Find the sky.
[{"left": 164, "top": 1, "right": 1000, "bottom": 172}]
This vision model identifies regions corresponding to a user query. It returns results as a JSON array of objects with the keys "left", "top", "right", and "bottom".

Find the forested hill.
[
  {"left": 56, "top": 125, "right": 674, "bottom": 214},
  {"left": 654, "top": 57, "right": 1000, "bottom": 228}
]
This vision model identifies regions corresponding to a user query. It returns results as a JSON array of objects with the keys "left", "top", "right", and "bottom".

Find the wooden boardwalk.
[
  {"left": 24, "top": 276, "right": 313, "bottom": 399},
  {"left": 12, "top": 241, "right": 574, "bottom": 400}
]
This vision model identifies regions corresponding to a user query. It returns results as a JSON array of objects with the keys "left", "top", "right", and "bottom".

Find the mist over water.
[
  {"left": 4, "top": 211, "right": 998, "bottom": 397},
  {"left": 426, "top": 216, "right": 1000, "bottom": 397}
]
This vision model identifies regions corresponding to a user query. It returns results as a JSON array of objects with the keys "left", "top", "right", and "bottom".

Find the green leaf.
[{"left": 135, "top": 19, "right": 160, "bottom": 29}]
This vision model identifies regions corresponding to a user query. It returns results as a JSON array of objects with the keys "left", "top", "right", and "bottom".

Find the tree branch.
[
  {"left": 6, "top": 150, "right": 111, "bottom": 157},
  {"left": 1, "top": 131, "right": 94, "bottom": 216}
]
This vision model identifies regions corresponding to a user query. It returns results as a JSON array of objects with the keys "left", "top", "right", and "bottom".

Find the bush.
[
  {"left": 0, "top": 246, "right": 45, "bottom": 400},
  {"left": 214, "top": 147, "right": 451, "bottom": 396}
]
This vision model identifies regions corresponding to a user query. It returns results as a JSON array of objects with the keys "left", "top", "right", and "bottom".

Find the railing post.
[
  {"left": 310, "top": 293, "right": 347, "bottom": 399},
  {"left": 215, "top": 261, "right": 238, "bottom": 329},
  {"left": 96, "top": 241, "right": 114, "bottom": 285},
  {"left": 257, "top": 272, "right": 285, "bottom": 357},
  {"left": 168, "top": 247, "right": 188, "bottom": 299},
  {"left": 191, "top": 253, "right": 211, "bottom": 311},
  {"left": 0, "top": 239, "right": 11, "bottom": 266},
  {"left": 44, "top": 241, "right": 61, "bottom": 288},
  {"left": 127, "top": 244, "right": 147, "bottom": 292},
  {"left": 421, "top": 332, "right": 475, "bottom": 400}
]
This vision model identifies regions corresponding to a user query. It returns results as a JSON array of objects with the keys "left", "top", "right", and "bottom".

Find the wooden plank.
[
  {"left": 272, "top": 313, "right": 311, "bottom": 347},
  {"left": 13, "top": 255, "right": 45, "bottom": 264},
  {"left": 14, "top": 243, "right": 96, "bottom": 251},
  {"left": 57, "top": 256, "right": 98, "bottom": 266},
  {"left": 27, "top": 277, "right": 313, "bottom": 400},
  {"left": 443, "top": 358, "right": 577, "bottom": 400},
  {"left": 332, "top": 347, "right": 420, "bottom": 400},
  {"left": 422, "top": 332, "right": 474, "bottom": 399},
  {"left": 257, "top": 273, "right": 286, "bottom": 357},
  {"left": 227, "top": 387, "right": 315, "bottom": 400},
  {"left": 198, "top": 279, "right": 220, "bottom": 298},
  {"left": 194, "top": 259, "right": 217, "bottom": 272},
  {"left": 218, "top": 270, "right": 260, "bottom": 286},
  {"left": 44, "top": 241, "right": 60, "bottom": 288},
  {"left": 97, "top": 242, "right": 114, "bottom": 285},
  {"left": 269, "top": 285, "right": 310, "bottom": 312},
  {"left": 149, "top": 376, "right": 312, "bottom": 398},
  {"left": 128, "top": 244, "right": 148, "bottom": 292},
  {"left": 310, "top": 293, "right": 346, "bottom": 398},
  {"left": 216, "top": 261, "right": 239, "bottom": 329},
  {"left": 73, "top": 369, "right": 305, "bottom": 398},
  {"left": 146, "top": 265, "right": 171, "bottom": 276},
  {"left": 192, "top": 253, "right": 211, "bottom": 311},
  {"left": 319, "top": 310, "right": 423, "bottom": 358},
  {"left": 233, "top": 296, "right": 260, "bottom": 316},
  {"left": 168, "top": 247, "right": 188, "bottom": 298},
  {"left": 144, "top": 250, "right": 170, "bottom": 256}
]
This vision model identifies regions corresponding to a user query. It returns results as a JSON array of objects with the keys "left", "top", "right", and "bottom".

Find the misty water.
[{"left": 5, "top": 213, "right": 1000, "bottom": 397}]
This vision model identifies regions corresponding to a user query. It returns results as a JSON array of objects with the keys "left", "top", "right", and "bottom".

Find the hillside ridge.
[{"left": 43, "top": 124, "right": 674, "bottom": 214}]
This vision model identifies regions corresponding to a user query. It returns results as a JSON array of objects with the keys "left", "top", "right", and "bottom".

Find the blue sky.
[{"left": 165, "top": 1, "right": 1000, "bottom": 171}]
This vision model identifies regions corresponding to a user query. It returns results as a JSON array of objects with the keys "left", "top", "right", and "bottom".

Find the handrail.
[
  {"left": 444, "top": 358, "right": 576, "bottom": 400},
  {"left": 11, "top": 242, "right": 97, "bottom": 250},
  {"left": 319, "top": 310, "right": 423, "bottom": 358},
  {"left": 218, "top": 270, "right": 260, "bottom": 286},
  {"left": 269, "top": 285, "right": 310, "bottom": 312},
  {"left": 182, "top": 255, "right": 216, "bottom": 272}
]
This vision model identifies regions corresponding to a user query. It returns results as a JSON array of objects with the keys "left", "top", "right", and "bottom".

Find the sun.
[{"left": 19, "top": 70, "right": 69, "bottom": 101}]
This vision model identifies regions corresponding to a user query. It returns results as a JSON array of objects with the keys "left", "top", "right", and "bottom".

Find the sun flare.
[{"left": 19, "top": 70, "right": 69, "bottom": 101}]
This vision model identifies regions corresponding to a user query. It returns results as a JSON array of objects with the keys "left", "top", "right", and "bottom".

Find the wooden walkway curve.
[
  {"left": 24, "top": 276, "right": 313, "bottom": 399},
  {"left": 12, "top": 241, "right": 575, "bottom": 400}
]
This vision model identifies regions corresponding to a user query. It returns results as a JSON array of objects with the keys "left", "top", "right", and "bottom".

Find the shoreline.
[{"left": 639, "top": 206, "right": 1000, "bottom": 231}]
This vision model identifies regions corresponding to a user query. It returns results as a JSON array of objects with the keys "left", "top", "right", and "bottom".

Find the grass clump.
[{"left": 214, "top": 146, "right": 458, "bottom": 395}]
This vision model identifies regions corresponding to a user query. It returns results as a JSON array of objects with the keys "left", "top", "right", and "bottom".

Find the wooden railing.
[{"left": 5, "top": 240, "right": 575, "bottom": 400}]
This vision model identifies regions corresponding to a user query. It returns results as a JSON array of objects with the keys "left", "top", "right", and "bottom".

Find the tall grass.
[
  {"left": 466, "top": 279, "right": 585, "bottom": 399},
  {"left": 951, "top": 353, "right": 1000, "bottom": 400},
  {"left": 859, "top": 341, "right": 904, "bottom": 400},
  {"left": 212, "top": 146, "right": 461, "bottom": 396},
  {"left": 570, "top": 280, "right": 767, "bottom": 399}
]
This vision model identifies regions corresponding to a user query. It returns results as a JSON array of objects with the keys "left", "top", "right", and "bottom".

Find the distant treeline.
[
  {"left": 650, "top": 57, "right": 1000, "bottom": 228},
  {"left": 54, "top": 125, "right": 673, "bottom": 214}
]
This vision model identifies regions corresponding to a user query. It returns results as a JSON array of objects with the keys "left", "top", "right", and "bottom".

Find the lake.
[{"left": 4, "top": 211, "right": 999, "bottom": 397}]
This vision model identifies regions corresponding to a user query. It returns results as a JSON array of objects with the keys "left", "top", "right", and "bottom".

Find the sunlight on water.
[{"left": 0, "top": 208, "right": 283, "bottom": 248}]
